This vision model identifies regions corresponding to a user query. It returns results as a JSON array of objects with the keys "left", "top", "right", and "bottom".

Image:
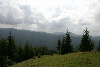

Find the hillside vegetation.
[
  {"left": 1, "top": 28, "right": 100, "bottom": 67},
  {"left": 8, "top": 51, "right": 100, "bottom": 67},
  {"left": 0, "top": 28, "right": 100, "bottom": 50}
]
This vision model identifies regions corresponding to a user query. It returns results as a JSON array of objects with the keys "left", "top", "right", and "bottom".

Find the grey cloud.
[
  {"left": 49, "top": 17, "right": 70, "bottom": 30},
  {"left": 19, "top": 5, "right": 49, "bottom": 29},
  {"left": 78, "top": 19, "right": 90, "bottom": 26},
  {"left": 35, "top": 13, "right": 46, "bottom": 21},
  {"left": 0, "top": 2, "right": 3, "bottom": 5},
  {"left": 37, "top": 22, "right": 49, "bottom": 29},
  {"left": 0, "top": 3, "right": 23, "bottom": 25},
  {"left": 6, "top": 11, "right": 22, "bottom": 25},
  {"left": 20, "top": 5, "right": 32, "bottom": 15},
  {"left": 94, "top": 11, "right": 100, "bottom": 23},
  {"left": 20, "top": 5, "right": 47, "bottom": 25},
  {"left": 0, "top": 15, "right": 6, "bottom": 24},
  {"left": 50, "top": 22, "right": 66, "bottom": 29},
  {"left": 19, "top": 5, "right": 35, "bottom": 24},
  {"left": 0, "top": 11, "right": 22, "bottom": 25},
  {"left": 60, "top": 17, "right": 70, "bottom": 22}
]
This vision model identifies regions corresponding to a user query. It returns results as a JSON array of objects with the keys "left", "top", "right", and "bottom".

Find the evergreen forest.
[{"left": 0, "top": 27, "right": 100, "bottom": 67}]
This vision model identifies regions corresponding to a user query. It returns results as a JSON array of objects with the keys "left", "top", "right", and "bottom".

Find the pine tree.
[
  {"left": 0, "top": 38, "right": 8, "bottom": 67},
  {"left": 60, "top": 30, "right": 73, "bottom": 54},
  {"left": 29, "top": 44, "right": 35, "bottom": 58},
  {"left": 79, "top": 27, "right": 95, "bottom": 52},
  {"left": 0, "top": 38, "right": 8, "bottom": 56},
  {"left": 97, "top": 41, "right": 100, "bottom": 51},
  {"left": 61, "top": 36, "right": 66, "bottom": 54},
  {"left": 56, "top": 38, "right": 61, "bottom": 54},
  {"left": 65, "top": 30, "right": 73, "bottom": 53},
  {"left": 7, "top": 31, "right": 17, "bottom": 61},
  {"left": 24, "top": 40, "right": 30, "bottom": 60},
  {"left": 34, "top": 46, "right": 39, "bottom": 56},
  {"left": 18, "top": 45, "right": 23, "bottom": 62}
]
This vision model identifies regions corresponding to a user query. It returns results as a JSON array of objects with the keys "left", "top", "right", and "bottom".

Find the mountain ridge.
[{"left": 0, "top": 28, "right": 99, "bottom": 50}]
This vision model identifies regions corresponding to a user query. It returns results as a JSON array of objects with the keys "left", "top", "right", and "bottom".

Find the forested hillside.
[{"left": 0, "top": 28, "right": 99, "bottom": 50}]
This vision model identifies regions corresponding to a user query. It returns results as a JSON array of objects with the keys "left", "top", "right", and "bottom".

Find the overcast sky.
[{"left": 0, "top": 0, "right": 100, "bottom": 36}]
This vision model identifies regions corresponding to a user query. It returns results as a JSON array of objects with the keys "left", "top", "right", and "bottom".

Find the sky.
[{"left": 0, "top": 0, "right": 100, "bottom": 36}]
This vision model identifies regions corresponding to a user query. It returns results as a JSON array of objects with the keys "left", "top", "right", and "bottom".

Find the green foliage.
[
  {"left": 29, "top": 44, "right": 35, "bottom": 58},
  {"left": 34, "top": 46, "right": 39, "bottom": 56},
  {"left": 0, "top": 37, "right": 8, "bottom": 66},
  {"left": 17, "top": 45, "right": 24, "bottom": 62},
  {"left": 74, "top": 45, "right": 79, "bottom": 52},
  {"left": 56, "top": 38, "right": 61, "bottom": 53},
  {"left": 7, "top": 31, "right": 18, "bottom": 61},
  {"left": 41, "top": 45, "right": 48, "bottom": 55},
  {"left": 0, "top": 38, "right": 8, "bottom": 56},
  {"left": 8, "top": 51, "right": 100, "bottom": 67},
  {"left": 97, "top": 41, "right": 100, "bottom": 51},
  {"left": 79, "top": 27, "right": 95, "bottom": 52},
  {"left": 61, "top": 36, "right": 66, "bottom": 54},
  {"left": 65, "top": 30, "right": 73, "bottom": 53},
  {"left": 0, "top": 31, "right": 57, "bottom": 65},
  {"left": 23, "top": 40, "right": 30, "bottom": 60},
  {"left": 0, "top": 56, "right": 7, "bottom": 67},
  {"left": 60, "top": 30, "right": 73, "bottom": 54}
]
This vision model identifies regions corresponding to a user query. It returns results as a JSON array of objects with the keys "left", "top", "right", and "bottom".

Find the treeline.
[
  {"left": 0, "top": 31, "right": 57, "bottom": 67},
  {"left": 57, "top": 27, "right": 100, "bottom": 55}
]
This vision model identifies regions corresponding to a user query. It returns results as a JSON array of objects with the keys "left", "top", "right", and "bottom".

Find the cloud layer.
[{"left": 0, "top": 0, "right": 100, "bottom": 36}]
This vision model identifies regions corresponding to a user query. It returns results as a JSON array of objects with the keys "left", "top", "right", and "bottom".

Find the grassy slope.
[{"left": 8, "top": 51, "right": 100, "bottom": 67}]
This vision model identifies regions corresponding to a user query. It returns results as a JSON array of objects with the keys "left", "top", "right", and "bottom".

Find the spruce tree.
[
  {"left": 65, "top": 30, "right": 73, "bottom": 53},
  {"left": 56, "top": 38, "right": 61, "bottom": 53},
  {"left": 29, "top": 44, "right": 35, "bottom": 58},
  {"left": 24, "top": 41, "right": 30, "bottom": 60},
  {"left": 0, "top": 38, "right": 8, "bottom": 67},
  {"left": 97, "top": 41, "right": 100, "bottom": 51},
  {"left": 79, "top": 27, "right": 95, "bottom": 52},
  {"left": 61, "top": 36, "right": 66, "bottom": 54},
  {"left": 60, "top": 30, "right": 73, "bottom": 54},
  {"left": 18, "top": 45, "right": 23, "bottom": 62},
  {"left": 7, "top": 31, "right": 17, "bottom": 61},
  {"left": 0, "top": 38, "right": 8, "bottom": 56}
]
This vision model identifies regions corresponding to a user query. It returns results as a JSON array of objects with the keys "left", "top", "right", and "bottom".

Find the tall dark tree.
[
  {"left": 60, "top": 30, "right": 73, "bottom": 54},
  {"left": 56, "top": 38, "right": 61, "bottom": 53},
  {"left": 17, "top": 45, "right": 24, "bottom": 62},
  {"left": 79, "top": 27, "right": 95, "bottom": 52},
  {"left": 34, "top": 46, "right": 39, "bottom": 56},
  {"left": 0, "top": 38, "right": 8, "bottom": 67},
  {"left": 61, "top": 36, "right": 66, "bottom": 54},
  {"left": 65, "top": 30, "right": 73, "bottom": 53},
  {"left": 7, "top": 31, "right": 17, "bottom": 61},
  {"left": 23, "top": 40, "right": 30, "bottom": 60},
  {"left": 29, "top": 44, "right": 35, "bottom": 58},
  {"left": 97, "top": 41, "right": 100, "bottom": 51},
  {"left": 0, "top": 38, "right": 8, "bottom": 56}
]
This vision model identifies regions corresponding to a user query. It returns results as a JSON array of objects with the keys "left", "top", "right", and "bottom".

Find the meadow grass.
[{"left": 8, "top": 51, "right": 100, "bottom": 67}]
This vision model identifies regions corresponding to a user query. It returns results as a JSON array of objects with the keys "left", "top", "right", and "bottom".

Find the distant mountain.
[
  {"left": 52, "top": 32, "right": 65, "bottom": 35},
  {"left": 0, "top": 28, "right": 99, "bottom": 50}
]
